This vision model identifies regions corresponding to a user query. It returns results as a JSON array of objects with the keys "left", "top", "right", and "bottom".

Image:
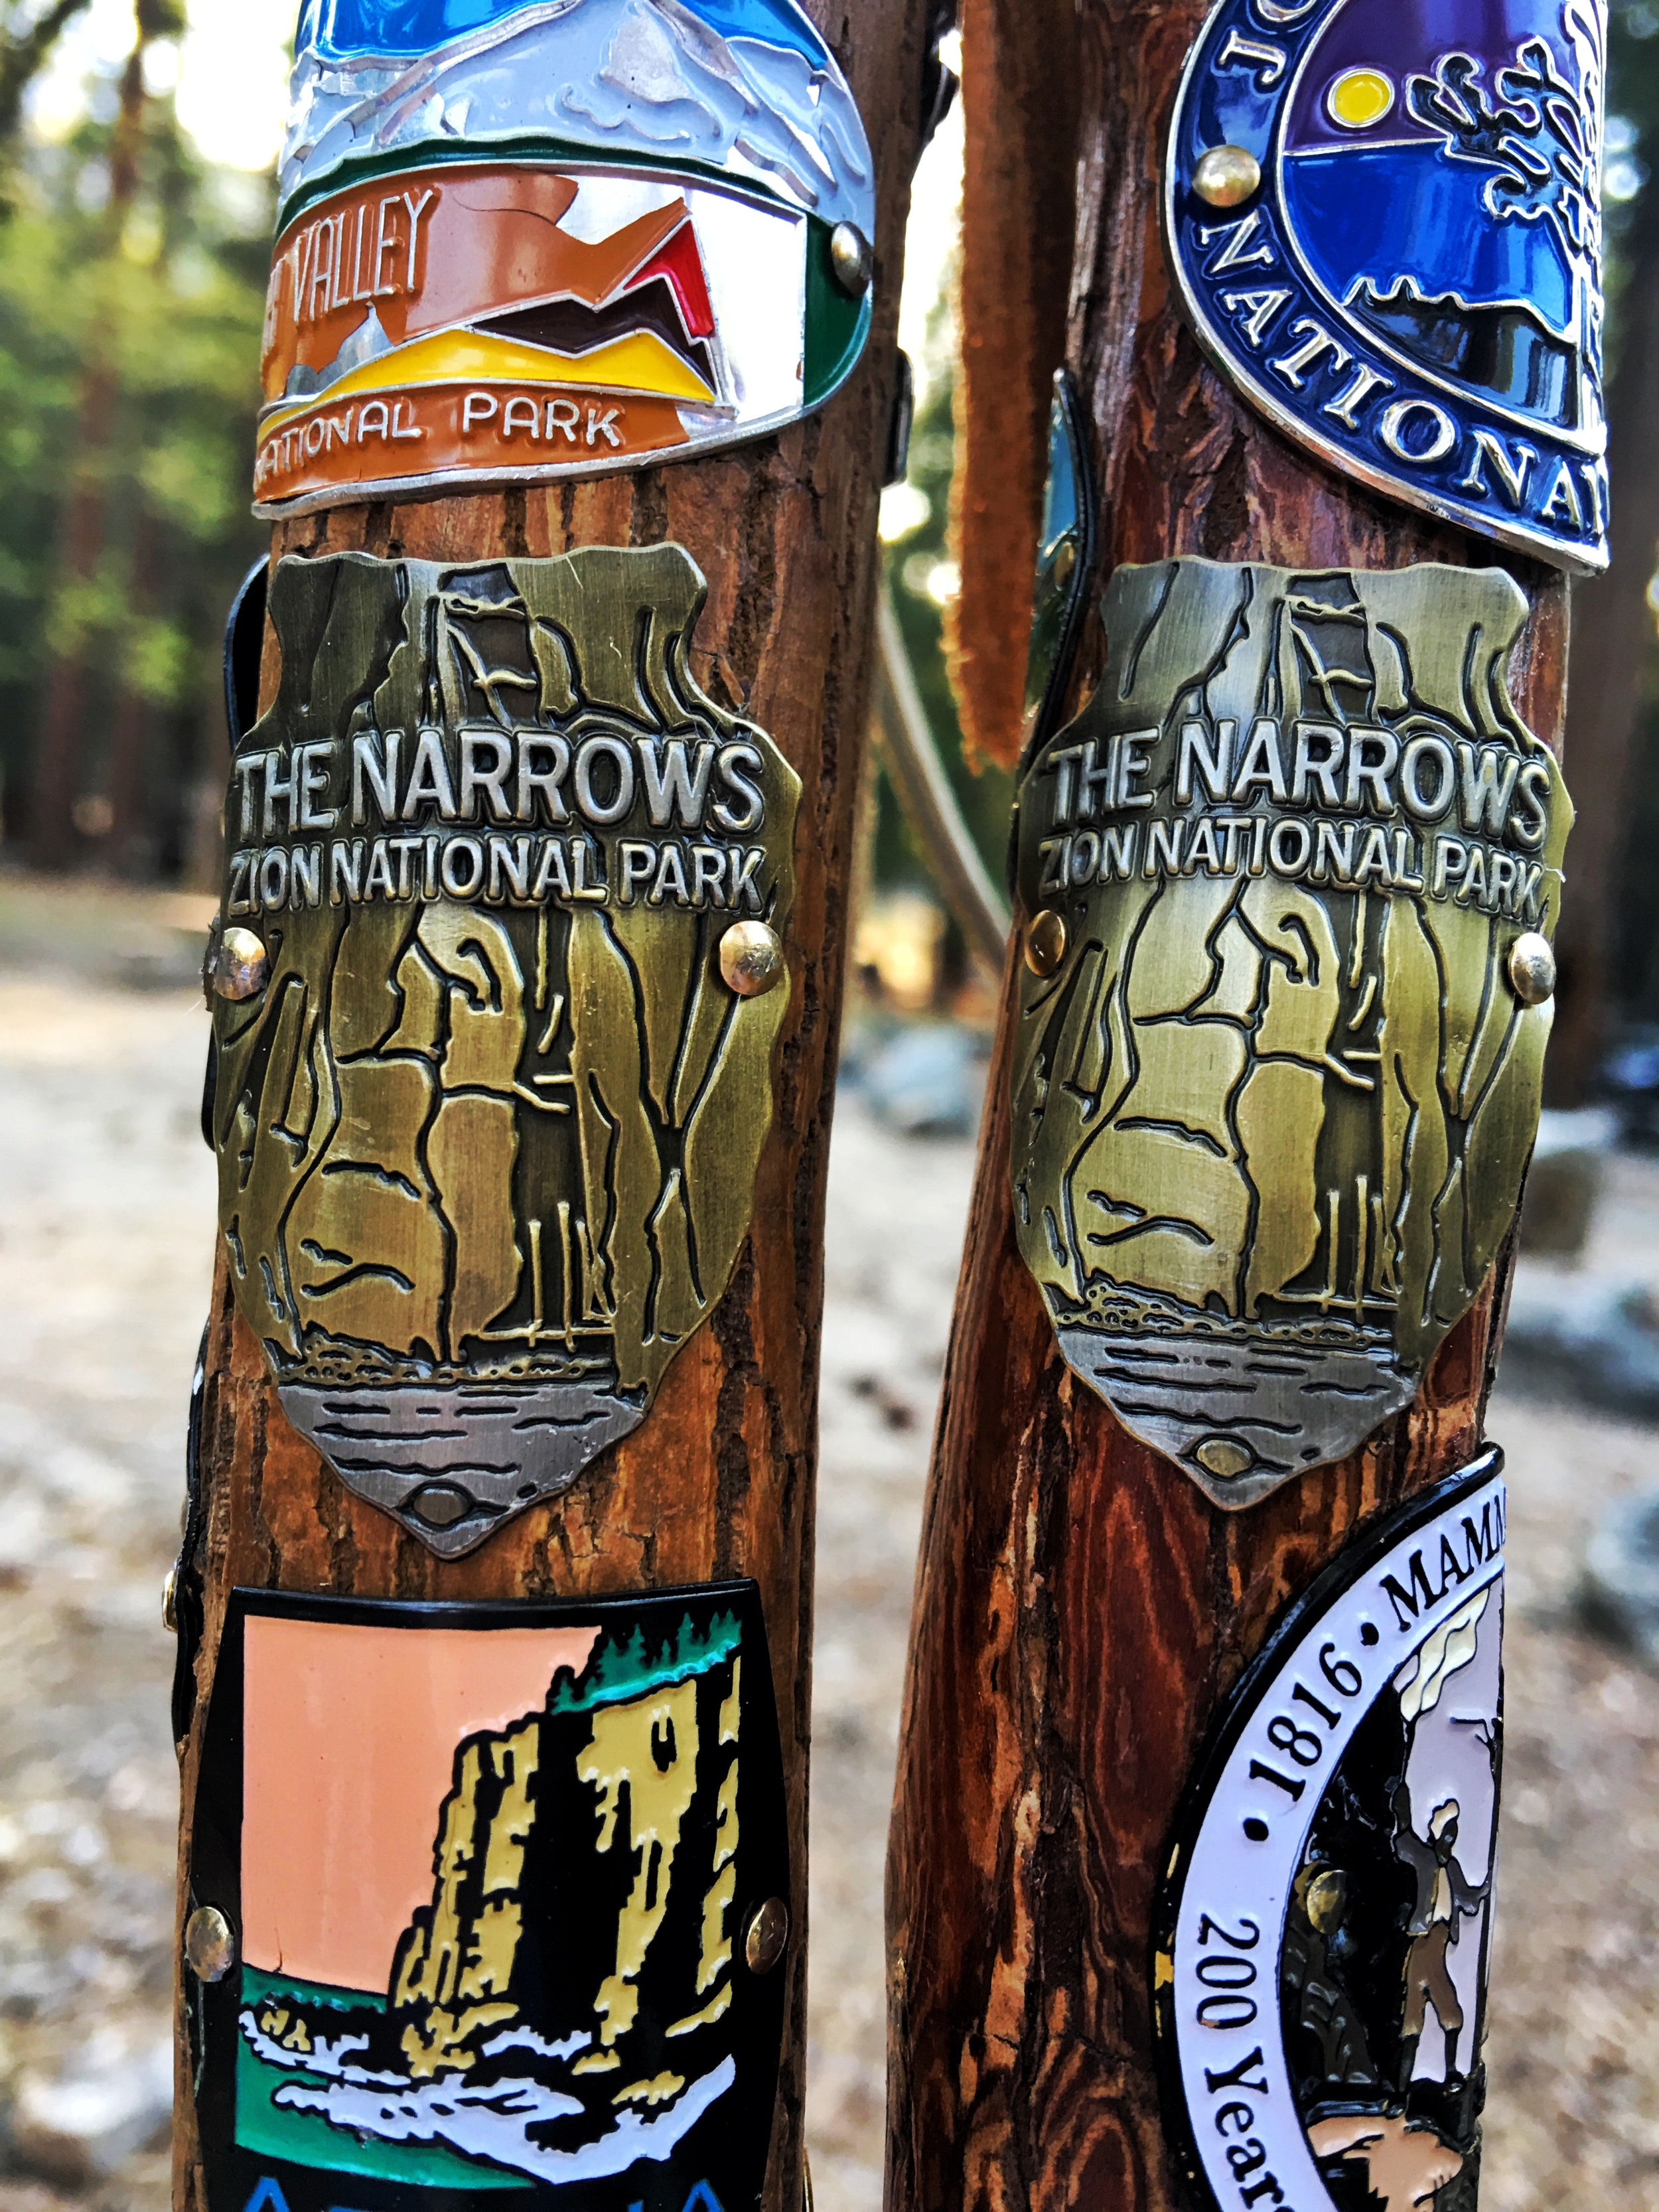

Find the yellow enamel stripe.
[{"left": 261, "top": 326, "right": 714, "bottom": 434}]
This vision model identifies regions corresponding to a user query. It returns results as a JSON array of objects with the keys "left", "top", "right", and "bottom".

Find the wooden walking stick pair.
[{"left": 170, "top": 3, "right": 1600, "bottom": 2211}]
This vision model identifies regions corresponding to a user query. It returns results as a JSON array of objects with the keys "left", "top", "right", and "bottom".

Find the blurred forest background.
[
  {"left": 0, "top": 0, "right": 1656, "bottom": 1098},
  {"left": 0, "top": 0, "right": 273, "bottom": 885}
]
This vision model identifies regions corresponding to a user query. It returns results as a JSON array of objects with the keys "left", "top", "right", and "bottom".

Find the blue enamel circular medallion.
[{"left": 1165, "top": 0, "right": 1609, "bottom": 572}]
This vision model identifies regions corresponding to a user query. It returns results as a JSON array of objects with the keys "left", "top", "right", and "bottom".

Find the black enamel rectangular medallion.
[{"left": 186, "top": 1582, "right": 789, "bottom": 2212}]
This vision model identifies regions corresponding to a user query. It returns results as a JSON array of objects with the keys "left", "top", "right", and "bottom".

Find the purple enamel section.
[{"left": 1283, "top": 0, "right": 1577, "bottom": 152}]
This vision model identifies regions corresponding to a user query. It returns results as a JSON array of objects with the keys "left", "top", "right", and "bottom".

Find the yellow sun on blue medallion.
[
  {"left": 1166, "top": 0, "right": 1609, "bottom": 573},
  {"left": 1326, "top": 66, "right": 1396, "bottom": 128}
]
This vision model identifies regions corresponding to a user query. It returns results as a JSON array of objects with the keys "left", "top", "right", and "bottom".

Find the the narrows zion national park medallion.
[
  {"left": 205, "top": 546, "right": 798, "bottom": 1555},
  {"left": 1010, "top": 558, "right": 1569, "bottom": 1507}
]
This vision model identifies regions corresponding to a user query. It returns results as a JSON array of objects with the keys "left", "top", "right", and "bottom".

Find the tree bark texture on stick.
[
  {"left": 885, "top": 4, "right": 1572, "bottom": 2209},
  {"left": 171, "top": 5, "right": 930, "bottom": 2208}
]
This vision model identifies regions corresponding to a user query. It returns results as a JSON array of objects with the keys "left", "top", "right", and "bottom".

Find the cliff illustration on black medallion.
[
  {"left": 1010, "top": 559, "right": 1569, "bottom": 1507},
  {"left": 1166, "top": 0, "right": 1608, "bottom": 572},
  {"left": 204, "top": 546, "right": 799, "bottom": 1554},
  {"left": 184, "top": 1582, "right": 790, "bottom": 2212},
  {"left": 255, "top": 0, "right": 875, "bottom": 512},
  {"left": 1153, "top": 1453, "right": 1506, "bottom": 2212}
]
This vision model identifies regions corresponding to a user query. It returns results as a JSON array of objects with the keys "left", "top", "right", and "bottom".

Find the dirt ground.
[{"left": 0, "top": 873, "right": 1656, "bottom": 2211}]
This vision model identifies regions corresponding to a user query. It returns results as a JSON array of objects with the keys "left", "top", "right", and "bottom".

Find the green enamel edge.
[
  {"left": 549, "top": 1610, "right": 743, "bottom": 1713},
  {"left": 803, "top": 215, "right": 871, "bottom": 410}
]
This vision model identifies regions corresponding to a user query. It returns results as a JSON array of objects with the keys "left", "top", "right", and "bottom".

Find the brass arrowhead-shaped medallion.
[
  {"left": 1011, "top": 559, "right": 1569, "bottom": 1507},
  {"left": 210, "top": 546, "right": 799, "bottom": 1555}
]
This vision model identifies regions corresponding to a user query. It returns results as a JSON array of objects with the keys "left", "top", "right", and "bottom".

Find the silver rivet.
[
  {"left": 719, "top": 921, "right": 786, "bottom": 998},
  {"left": 1192, "top": 145, "right": 1262, "bottom": 208},
  {"left": 185, "top": 1905, "right": 236, "bottom": 1982},
  {"left": 407, "top": 1482, "right": 473, "bottom": 1529},
  {"left": 210, "top": 926, "right": 270, "bottom": 1003},
  {"left": 829, "top": 222, "right": 873, "bottom": 295},
  {"left": 1025, "top": 910, "right": 1066, "bottom": 978},
  {"left": 1508, "top": 931, "right": 1557, "bottom": 1007},
  {"left": 745, "top": 1896, "right": 789, "bottom": 1974}
]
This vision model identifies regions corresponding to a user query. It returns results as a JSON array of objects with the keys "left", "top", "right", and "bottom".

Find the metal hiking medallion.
[
  {"left": 206, "top": 545, "right": 798, "bottom": 1556},
  {"left": 1154, "top": 1454, "right": 1506, "bottom": 2212},
  {"left": 1010, "top": 558, "right": 1570, "bottom": 1507},
  {"left": 185, "top": 1581, "right": 789, "bottom": 2212},
  {"left": 1165, "top": 0, "right": 1608, "bottom": 572},
  {"left": 255, "top": 0, "right": 877, "bottom": 512}
]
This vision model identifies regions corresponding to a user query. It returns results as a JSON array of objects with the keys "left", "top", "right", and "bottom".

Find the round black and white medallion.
[{"left": 1155, "top": 1451, "right": 1505, "bottom": 2212}]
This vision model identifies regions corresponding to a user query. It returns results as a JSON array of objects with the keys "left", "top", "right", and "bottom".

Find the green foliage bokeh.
[{"left": 0, "top": 47, "right": 267, "bottom": 867}]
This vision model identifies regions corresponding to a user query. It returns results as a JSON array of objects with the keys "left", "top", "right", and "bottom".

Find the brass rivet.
[
  {"left": 185, "top": 1905, "right": 236, "bottom": 1983},
  {"left": 720, "top": 921, "right": 786, "bottom": 998},
  {"left": 745, "top": 1896, "right": 790, "bottom": 1974},
  {"left": 1305, "top": 1869, "right": 1347, "bottom": 1933},
  {"left": 1025, "top": 910, "right": 1066, "bottom": 977},
  {"left": 1508, "top": 931, "right": 1556, "bottom": 1007},
  {"left": 1192, "top": 145, "right": 1262, "bottom": 208},
  {"left": 1195, "top": 1437, "right": 1254, "bottom": 1481},
  {"left": 162, "top": 1568, "right": 177, "bottom": 1633},
  {"left": 1051, "top": 538, "right": 1078, "bottom": 591},
  {"left": 829, "top": 222, "right": 873, "bottom": 295},
  {"left": 211, "top": 926, "right": 270, "bottom": 1002}
]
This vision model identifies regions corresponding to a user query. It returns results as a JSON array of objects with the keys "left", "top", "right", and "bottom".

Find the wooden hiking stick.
[
  {"left": 171, "top": 7, "right": 933, "bottom": 2209},
  {"left": 887, "top": 2, "right": 1593, "bottom": 2207}
]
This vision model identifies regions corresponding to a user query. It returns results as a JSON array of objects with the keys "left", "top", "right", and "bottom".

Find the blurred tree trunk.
[
  {"left": 104, "top": 505, "right": 161, "bottom": 875},
  {"left": 27, "top": 19, "right": 147, "bottom": 870},
  {"left": 944, "top": 0, "right": 1077, "bottom": 771},
  {"left": 0, "top": 0, "right": 94, "bottom": 149},
  {"left": 1548, "top": 194, "right": 1659, "bottom": 1104}
]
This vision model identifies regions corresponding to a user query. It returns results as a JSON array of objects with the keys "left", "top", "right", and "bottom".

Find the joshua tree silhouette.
[{"left": 1405, "top": 11, "right": 1604, "bottom": 405}]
